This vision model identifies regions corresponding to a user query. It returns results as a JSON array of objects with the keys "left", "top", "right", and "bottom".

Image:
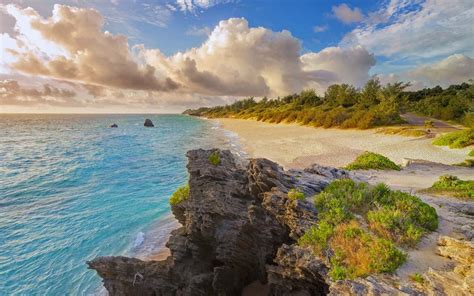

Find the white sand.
[{"left": 216, "top": 118, "right": 471, "bottom": 169}]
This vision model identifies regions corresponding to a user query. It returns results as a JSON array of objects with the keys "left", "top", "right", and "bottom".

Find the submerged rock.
[
  {"left": 144, "top": 119, "right": 154, "bottom": 127},
  {"left": 110, "top": 123, "right": 118, "bottom": 128}
]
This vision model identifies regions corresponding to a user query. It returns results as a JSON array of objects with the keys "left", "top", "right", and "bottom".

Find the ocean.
[{"left": 0, "top": 114, "right": 241, "bottom": 295}]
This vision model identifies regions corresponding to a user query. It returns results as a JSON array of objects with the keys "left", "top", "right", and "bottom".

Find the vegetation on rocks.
[
  {"left": 288, "top": 188, "right": 305, "bottom": 201},
  {"left": 344, "top": 151, "right": 401, "bottom": 171},
  {"left": 423, "top": 175, "right": 474, "bottom": 199},
  {"left": 184, "top": 81, "right": 473, "bottom": 129},
  {"left": 169, "top": 184, "right": 190, "bottom": 205},
  {"left": 208, "top": 151, "right": 221, "bottom": 165},
  {"left": 432, "top": 129, "right": 474, "bottom": 148},
  {"left": 299, "top": 179, "right": 438, "bottom": 280}
]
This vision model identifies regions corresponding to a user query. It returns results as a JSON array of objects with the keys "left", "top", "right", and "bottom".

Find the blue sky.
[{"left": 0, "top": 0, "right": 472, "bottom": 112}]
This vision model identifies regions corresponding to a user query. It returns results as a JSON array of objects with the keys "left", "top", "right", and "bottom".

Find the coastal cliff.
[{"left": 88, "top": 149, "right": 473, "bottom": 295}]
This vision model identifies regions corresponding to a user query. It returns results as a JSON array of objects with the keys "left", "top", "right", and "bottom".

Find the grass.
[
  {"left": 422, "top": 175, "right": 474, "bottom": 199},
  {"left": 344, "top": 152, "right": 401, "bottom": 171},
  {"left": 409, "top": 273, "right": 425, "bottom": 284},
  {"left": 169, "top": 184, "right": 190, "bottom": 205},
  {"left": 288, "top": 188, "right": 305, "bottom": 201},
  {"left": 432, "top": 129, "right": 474, "bottom": 148},
  {"left": 377, "top": 127, "right": 427, "bottom": 137},
  {"left": 299, "top": 179, "right": 438, "bottom": 280},
  {"left": 208, "top": 151, "right": 221, "bottom": 165},
  {"left": 455, "top": 159, "right": 474, "bottom": 167}
]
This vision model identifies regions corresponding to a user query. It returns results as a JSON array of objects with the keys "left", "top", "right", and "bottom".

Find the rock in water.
[
  {"left": 110, "top": 124, "right": 118, "bottom": 128},
  {"left": 144, "top": 119, "right": 154, "bottom": 127}
]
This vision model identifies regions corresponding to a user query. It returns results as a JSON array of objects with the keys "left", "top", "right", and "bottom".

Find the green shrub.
[
  {"left": 432, "top": 129, "right": 474, "bottom": 148},
  {"left": 424, "top": 175, "right": 474, "bottom": 199},
  {"left": 409, "top": 273, "right": 425, "bottom": 284},
  {"left": 469, "top": 149, "right": 474, "bottom": 157},
  {"left": 208, "top": 151, "right": 221, "bottom": 165},
  {"left": 455, "top": 159, "right": 474, "bottom": 167},
  {"left": 424, "top": 120, "right": 434, "bottom": 128},
  {"left": 301, "top": 179, "right": 437, "bottom": 279},
  {"left": 169, "top": 185, "right": 190, "bottom": 205},
  {"left": 345, "top": 151, "right": 401, "bottom": 171},
  {"left": 288, "top": 188, "right": 305, "bottom": 201}
]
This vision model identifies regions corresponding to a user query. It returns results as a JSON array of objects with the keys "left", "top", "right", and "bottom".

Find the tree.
[
  {"left": 324, "top": 84, "right": 358, "bottom": 107},
  {"left": 359, "top": 78, "right": 381, "bottom": 107}
]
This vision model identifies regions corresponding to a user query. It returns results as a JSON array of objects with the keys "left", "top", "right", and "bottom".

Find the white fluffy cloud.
[
  {"left": 341, "top": 0, "right": 474, "bottom": 60},
  {"left": 142, "top": 18, "right": 375, "bottom": 96},
  {"left": 301, "top": 46, "right": 376, "bottom": 88},
  {"left": 408, "top": 54, "right": 474, "bottom": 87},
  {"left": 332, "top": 4, "right": 363, "bottom": 24}
]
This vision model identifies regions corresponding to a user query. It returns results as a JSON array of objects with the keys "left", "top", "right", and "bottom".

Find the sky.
[{"left": 0, "top": 0, "right": 473, "bottom": 113}]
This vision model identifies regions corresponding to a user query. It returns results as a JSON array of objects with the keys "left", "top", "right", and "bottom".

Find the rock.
[
  {"left": 144, "top": 119, "right": 154, "bottom": 127},
  {"left": 110, "top": 123, "right": 118, "bottom": 128},
  {"left": 88, "top": 149, "right": 341, "bottom": 295},
  {"left": 87, "top": 149, "right": 473, "bottom": 295}
]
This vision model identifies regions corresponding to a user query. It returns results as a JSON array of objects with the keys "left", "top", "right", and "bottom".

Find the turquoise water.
[{"left": 0, "top": 114, "right": 232, "bottom": 295}]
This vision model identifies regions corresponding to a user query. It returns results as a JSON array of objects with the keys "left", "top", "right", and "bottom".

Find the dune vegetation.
[
  {"left": 185, "top": 80, "right": 473, "bottom": 129},
  {"left": 344, "top": 151, "right": 400, "bottom": 171},
  {"left": 422, "top": 175, "right": 474, "bottom": 199},
  {"left": 432, "top": 129, "right": 474, "bottom": 148},
  {"left": 299, "top": 179, "right": 438, "bottom": 280}
]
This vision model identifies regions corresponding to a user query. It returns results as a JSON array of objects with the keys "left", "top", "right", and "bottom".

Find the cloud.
[
  {"left": 176, "top": 0, "right": 231, "bottom": 13},
  {"left": 341, "top": 0, "right": 474, "bottom": 61},
  {"left": 143, "top": 18, "right": 376, "bottom": 96},
  {"left": 186, "top": 25, "right": 211, "bottom": 36},
  {"left": 408, "top": 54, "right": 474, "bottom": 87},
  {"left": 0, "top": 79, "right": 80, "bottom": 106},
  {"left": 1, "top": 6, "right": 379, "bottom": 110},
  {"left": 301, "top": 46, "right": 376, "bottom": 87},
  {"left": 332, "top": 4, "right": 363, "bottom": 24},
  {"left": 4, "top": 4, "right": 179, "bottom": 91},
  {"left": 313, "top": 25, "right": 328, "bottom": 33}
]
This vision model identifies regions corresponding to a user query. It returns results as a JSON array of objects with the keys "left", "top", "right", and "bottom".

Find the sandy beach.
[{"left": 216, "top": 118, "right": 471, "bottom": 169}]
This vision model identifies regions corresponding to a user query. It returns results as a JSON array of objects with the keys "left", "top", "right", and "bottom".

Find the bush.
[
  {"left": 425, "top": 175, "right": 474, "bottom": 199},
  {"left": 301, "top": 179, "right": 437, "bottom": 279},
  {"left": 424, "top": 120, "right": 434, "bottom": 128},
  {"left": 409, "top": 273, "right": 425, "bottom": 284},
  {"left": 469, "top": 149, "right": 474, "bottom": 157},
  {"left": 345, "top": 151, "right": 401, "bottom": 171},
  {"left": 208, "top": 151, "right": 221, "bottom": 165},
  {"left": 288, "top": 188, "right": 305, "bottom": 201},
  {"left": 432, "top": 129, "right": 474, "bottom": 148},
  {"left": 169, "top": 185, "right": 190, "bottom": 205}
]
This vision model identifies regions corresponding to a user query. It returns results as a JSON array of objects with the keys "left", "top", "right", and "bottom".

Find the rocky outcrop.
[
  {"left": 110, "top": 123, "right": 118, "bottom": 128},
  {"left": 88, "top": 149, "right": 348, "bottom": 295},
  {"left": 87, "top": 149, "right": 473, "bottom": 295},
  {"left": 144, "top": 119, "right": 154, "bottom": 127}
]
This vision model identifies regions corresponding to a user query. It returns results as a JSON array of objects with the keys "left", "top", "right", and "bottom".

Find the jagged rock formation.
[
  {"left": 144, "top": 119, "right": 154, "bottom": 127},
  {"left": 88, "top": 149, "right": 473, "bottom": 295},
  {"left": 88, "top": 149, "right": 346, "bottom": 295}
]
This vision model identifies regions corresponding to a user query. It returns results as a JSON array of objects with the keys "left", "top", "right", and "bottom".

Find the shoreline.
[{"left": 214, "top": 118, "right": 470, "bottom": 169}]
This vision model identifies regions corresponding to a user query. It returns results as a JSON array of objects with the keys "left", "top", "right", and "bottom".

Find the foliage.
[
  {"left": 469, "top": 149, "right": 474, "bottom": 157},
  {"left": 409, "top": 273, "right": 425, "bottom": 284},
  {"left": 344, "top": 151, "right": 401, "bottom": 171},
  {"left": 424, "top": 120, "right": 434, "bottom": 128},
  {"left": 185, "top": 81, "right": 473, "bottom": 129},
  {"left": 208, "top": 151, "right": 221, "bottom": 165},
  {"left": 300, "top": 179, "right": 438, "bottom": 280},
  {"left": 377, "top": 127, "right": 427, "bottom": 137},
  {"left": 288, "top": 188, "right": 305, "bottom": 201},
  {"left": 169, "top": 185, "right": 190, "bottom": 205},
  {"left": 455, "top": 159, "right": 474, "bottom": 167},
  {"left": 407, "top": 82, "right": 473, "bottom": 126},
  {"left": 432, "top": 129, "right": 474, "bottom": 148},
  {"left": 425, "top": 175, "right": 474, "bottom": 199}
]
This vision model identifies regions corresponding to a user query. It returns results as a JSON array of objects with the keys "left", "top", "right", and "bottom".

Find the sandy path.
[{"left": 216, "top": 118, "right": 470, "bottom": 168}]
